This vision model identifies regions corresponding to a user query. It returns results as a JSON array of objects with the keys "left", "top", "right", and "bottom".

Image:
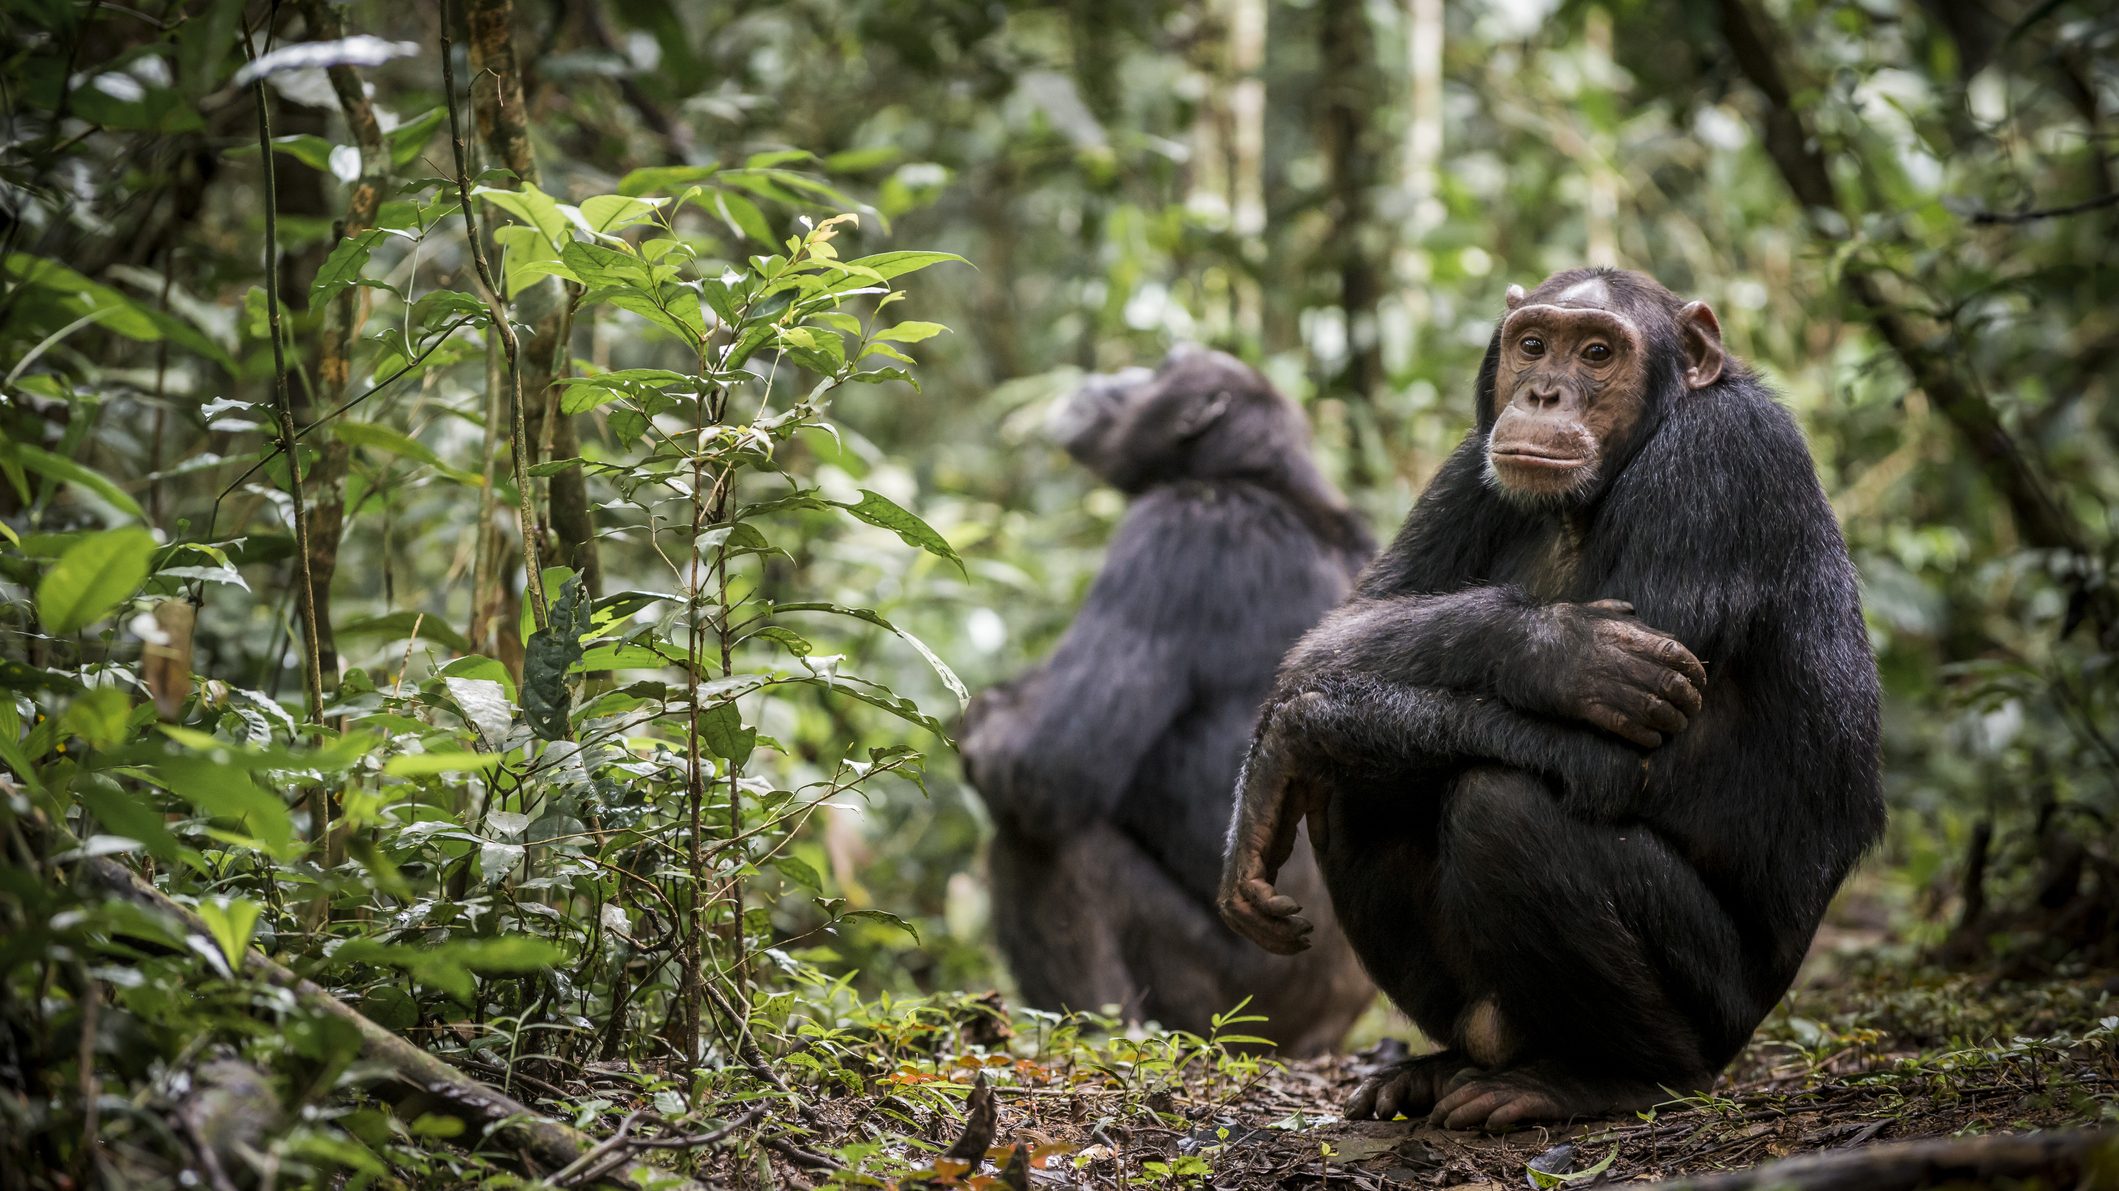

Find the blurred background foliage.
[{"left": 0, "top": 0, "right": 2116, "bottom": 1182}]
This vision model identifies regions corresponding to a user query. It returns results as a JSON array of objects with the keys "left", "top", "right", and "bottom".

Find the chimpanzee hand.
[
  {"left": 1218, "top": 695, "right": 1328, "bottom": 955},
  {"left": 1545, "top": 600, "right": 1707, "bottom": 748}
]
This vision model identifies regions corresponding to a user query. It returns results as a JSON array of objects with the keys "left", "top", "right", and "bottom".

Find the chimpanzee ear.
[
  {"left": 1677, "top": 301, "right": 1725, "bottom": 390},
  {"left": 1176, "top": 389, "right": 1232, "bottom": 437},
  {"left": 1505, "top": 284, "right": 1527, "bottom": 310}
]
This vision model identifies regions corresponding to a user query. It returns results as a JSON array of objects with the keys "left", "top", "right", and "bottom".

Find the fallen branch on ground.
[
  {"left": 75, "top": 856, "right": 713, "bottom": 1191},
  {"left": 1644, "top": 1126, "right": 2119, "bottom": 1190}
]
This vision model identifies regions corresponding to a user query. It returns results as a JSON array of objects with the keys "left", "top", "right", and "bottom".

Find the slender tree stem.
[
  {"left": 244, "top": 23, "right": 325, "bottom": 731},
  {"left": 441, "top": 0, "right": 548, "bottom": 631}
]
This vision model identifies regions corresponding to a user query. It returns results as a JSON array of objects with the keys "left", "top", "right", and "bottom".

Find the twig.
[
  {"left": 440, "top": 0, "right": 548, "bottom": 630},
  {"left": 70, "top": 853, "right": 713, "bottom": 1191},
  {"left": 1969, "top": 191, "right": 2119, "bottom": 224},
  {"left": 1643, "top": 1126, "right": 2119, "bottom": 1189},
  {"left": 242, "top": 15, "right": 325, "bottom": 728}
]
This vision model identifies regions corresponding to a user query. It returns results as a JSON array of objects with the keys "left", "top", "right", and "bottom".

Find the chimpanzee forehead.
[{"left": 1500, "top": 303, "right": 1642, "bottom": 343}]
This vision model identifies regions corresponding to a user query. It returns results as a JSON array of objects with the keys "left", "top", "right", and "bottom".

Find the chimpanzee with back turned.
[
  {"left": 1220, "top": 268, "right": 1883, "bottom": 1127},
  {"left": 962, "top": 346, "right": 1376, "bottom": 1055}
]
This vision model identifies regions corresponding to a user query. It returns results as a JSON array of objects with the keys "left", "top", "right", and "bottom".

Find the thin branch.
[
  {"left": 243, "top": 17, "right": 325, "bottom": 728},
  {"left": 441, "top": 0, "right": 548, "bottom": 631},
  {"left": 1968, "top": 190, "right": 2119, "bottom": 225}
]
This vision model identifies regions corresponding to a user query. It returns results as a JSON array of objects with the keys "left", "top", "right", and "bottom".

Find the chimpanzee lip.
[{"left": 1492, "top": 449, "right": 1589, "bottom": 469}]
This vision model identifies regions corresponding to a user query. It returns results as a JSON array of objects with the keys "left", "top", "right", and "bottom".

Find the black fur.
[
  {"left": 1236, "top": 269, "right": 1883, "bottom": 1114},
  {"left": 962, "top": 346, "right": 1376, "bottom": 1053}
]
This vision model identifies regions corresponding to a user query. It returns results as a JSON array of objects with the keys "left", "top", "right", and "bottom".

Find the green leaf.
[
  {"left": 335, "top": 610, "right": 472, "bottom": 654},
  {"left": 836, "top": 250, "right": 970, "bottom": 280},
  {"left": 774, "top": 601, "right": 968, "bottom": 705},
  {"left": 872, "top": 320, "right": 947, "bottom": 345},
  {"left": 494, "top": 224, "right": 576, "bottom": 298},
  {"left": 835, "top": 490, "right": 964, "bottom": 570},
  {"left": 385, "top": 107, "right": 447, "bottom": 168},
  {"left": 575, "top": 193, "right": 666, "bottom": 235},
  {"left": 713, "top": 191, "right": 776, "bottom": 248},
  {"left": 77, "top": 776, "right": 188, "bottom": 866},
  {"left": 835, "top": 907, "right": 919, "bottom": 942},
  {"left": 334, "top": 421, "right": 482, "bottom": 485},
  {"left": 383, "top": 750, "right": 504, "bottom": 776},
  {"left": 11, "top": 444, "right": 145, "bottom": 521},
  {"left": 37, "top": 527, "right": 156, "bottom": 634},
  {"left": 698, "top": 701, "right": 757, "bottom": 765},
  {"left": 311, "top": 228, "right": 383, "bottom": 306},
  {"left": 473, "top": 182, "right": 569, "bottom": 251},
  {"left": 155, "top": 752, "right": 296, "bottom": 858},
  {"left": 196, "top": 898, "right": 263, "bottom": 973},
  {"left": 522, "top": 574, "right": 591, "bottom": 741},
  {"left": 59, "top": 686, "right": 133, "bottom": 750}
]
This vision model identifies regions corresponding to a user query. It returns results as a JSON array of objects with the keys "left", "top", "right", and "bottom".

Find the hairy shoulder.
[{"left": 1092, "top": 482, "right": 1354, "bottom": 634}]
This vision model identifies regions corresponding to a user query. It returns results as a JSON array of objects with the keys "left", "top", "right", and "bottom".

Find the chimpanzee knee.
[{"left": 1432, "top": 766, "right": 1735, "bottom": 1082}]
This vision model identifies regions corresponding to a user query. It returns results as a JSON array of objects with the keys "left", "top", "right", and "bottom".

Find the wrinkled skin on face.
[{"left": 1485, "top": 276, "right": 1726, "bottom": 504}]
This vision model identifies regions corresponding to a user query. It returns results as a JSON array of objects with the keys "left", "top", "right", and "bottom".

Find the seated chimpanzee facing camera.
[
  {"left": 1221, "top": 269, "right": 1884, "bottom": 1127},
  {"left": 961, "top": 346, "right": 1376, "bottom": 1055}
]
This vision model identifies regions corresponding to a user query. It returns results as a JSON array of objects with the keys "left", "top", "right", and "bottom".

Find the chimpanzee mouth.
[{"left": 1492, "top": 449, "right": 1589, "bottom": 470}]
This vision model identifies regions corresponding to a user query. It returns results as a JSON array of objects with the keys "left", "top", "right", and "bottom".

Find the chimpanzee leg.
[
  {"left": 997, "top": 822, "right": 1362, "bottom": 1052},
  {"left": 1420, "top": 765, "right": 1753, "bottom": 1130},
  {"left": 1317, "top": 775, "right": 1485, "bottom": 1120},
  {"left": 988, "top": 826, "right": 1141, "bottom": 1020}
]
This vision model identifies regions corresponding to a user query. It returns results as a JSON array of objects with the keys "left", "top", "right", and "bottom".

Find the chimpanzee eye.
[
  {"left": 1584, "top": 343, "right": 1611, "bottom": 363},
  {"left": 1519, "top": 337, "right": 1545, "bottom": 357}
]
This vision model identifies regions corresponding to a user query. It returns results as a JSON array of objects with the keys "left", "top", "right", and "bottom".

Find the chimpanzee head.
[
  {"left": 1476, "top": 267, "right": 1726, "bottom": 506},
  {"left": 1050, "top": 345, "right": 1312, "bottom": 494}
]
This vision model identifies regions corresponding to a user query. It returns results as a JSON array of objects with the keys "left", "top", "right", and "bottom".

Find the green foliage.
[{"left": 1, "top": 0, "right": 2114, "bottom": 1185}]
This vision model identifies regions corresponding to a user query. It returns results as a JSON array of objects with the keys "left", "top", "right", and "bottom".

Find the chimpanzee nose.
[{"left": 1524, "top": 381, "right": 1564, "bottom": 410}]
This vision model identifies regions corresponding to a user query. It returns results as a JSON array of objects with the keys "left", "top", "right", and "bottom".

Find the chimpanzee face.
[{"left": 1484, "top": 271, "right": 1725, "bottom": 505}]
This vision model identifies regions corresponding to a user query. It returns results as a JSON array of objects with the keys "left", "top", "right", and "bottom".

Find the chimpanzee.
[
  {"left": 1220, "top": 268, "right": 1883, "bottom": 1127},
  {"left": 961, "top": 346, "right": 1377, "bottom": 1054}
]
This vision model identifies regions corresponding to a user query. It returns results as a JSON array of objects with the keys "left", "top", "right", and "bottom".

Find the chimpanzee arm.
[
  {"left": 964, "top": 490, "right": 1269, "bottom": 842},
  {"left": 1221, "top": 674, "right": 1652, "bottom": 954}
]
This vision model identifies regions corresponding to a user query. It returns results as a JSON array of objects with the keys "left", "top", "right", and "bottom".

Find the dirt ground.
[{"left": 719, "top": 961, "right": 2119, "bottom": 1189}]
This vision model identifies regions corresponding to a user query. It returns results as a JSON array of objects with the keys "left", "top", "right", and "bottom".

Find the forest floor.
[{"left": 647, "top": 953, "right": 2119, "bottom": 1189}]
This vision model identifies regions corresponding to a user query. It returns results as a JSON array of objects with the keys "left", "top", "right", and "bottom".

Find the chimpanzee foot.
[
  {"left": 1428, "top": 1062, "right": 1672, "bottom": 1132},
  {"left": 1344, "top": 1050, "right": 1479, "bottom": 1121}
]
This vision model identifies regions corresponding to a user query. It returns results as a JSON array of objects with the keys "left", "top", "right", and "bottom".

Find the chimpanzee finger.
[
  {"left": 1586, "top": 703, "right": 1663, "bottom": 749},
  {"left": 1658, "top": 665, "right": 1705, "bottom": 716},
  {"left": 1632, "top": 688, "right": 1688, "bottom": 736},
  {"left": 1652, "top": 635, "right": 1709, "bottom": 689},
  {"left": 1584, "top": 598, "right": 1635, "bottom": 616}
]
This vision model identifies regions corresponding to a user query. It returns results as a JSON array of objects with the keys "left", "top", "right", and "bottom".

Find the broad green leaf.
[
  {"left": 336, "top": 610, "right": 472, "bottom": 653},
  {"left": 156, "top": 752, "right": 295, "bottom": 858},
  {"left": 872, "top": 320, "right": 947, "bottom": 345},
  {"left": 473, "top": 182, "right": 569, "bottom": 251},
  {"left": 385, "top": 106, "right": 447, "bottom": 168},
  {"left": 575, "top": 193, "right": 665, "bottom": 235},
  {"left": 37, "top": 527, "right": 155, "bottom": 634},
  {"left": 835, "top": 490, "right": 964, "bottom": 570},
  {"left": 382, "top": 750, "right": 504, "bottom": 776},
  {"left": 312, "top": 228, "right": 383, "bottom": 305},
  {"left": 334, "top": 421, "right": 482, "bottom": 485},
  {"left": 494, "top": 223, "right": 576, "bottom": 298},
  {"left": 713, "top": 191, "right": 775, "bottom": 248},
  {"left": 12, "top": 444, "right": 146, "bottom": 521},
  {"left": 77, "top": 775, "right": 189, "bottom": 866},
  {"left": 698, "top": 701, "right": 757, "bottom": 765},
  {"left": 197, "top": 898, "right": 263, "bottom": 973},
  {"left": 59, "top": 686, "right": 132, "bottom": 749},
  {"left": 837, "top": 250, "right": 970, "bottom": 280}
]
